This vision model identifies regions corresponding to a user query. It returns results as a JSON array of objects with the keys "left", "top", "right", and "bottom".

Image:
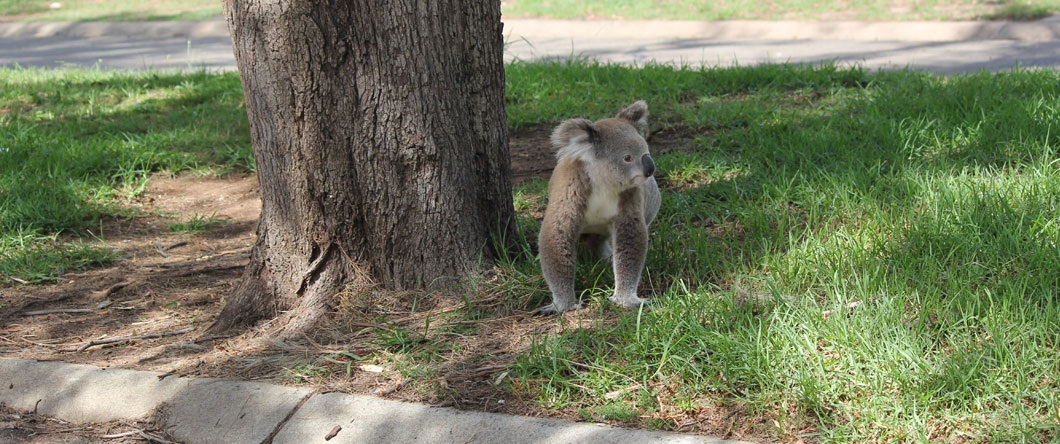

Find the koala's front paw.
[
  {"left": 532, "top": 302, "right": 582, "bottom": 316},
  {"left": 609, "top": 295, "right": 651, "bottom": 310}
]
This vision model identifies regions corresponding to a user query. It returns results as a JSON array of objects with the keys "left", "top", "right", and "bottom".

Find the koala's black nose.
[{"left": 641, "top": 154, "right": 655, "bottom": 177}]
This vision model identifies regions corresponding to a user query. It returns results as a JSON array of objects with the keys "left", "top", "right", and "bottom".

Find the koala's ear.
[
  {"left": 551, "top": 118, "right": 598, "bottom": 161},
  {"left": 616, "top": 100, "right": 649, "bottom": 136}
]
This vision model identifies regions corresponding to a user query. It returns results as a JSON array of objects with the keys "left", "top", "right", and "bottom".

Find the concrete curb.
[
  {"left": 0, "top": 358, "right": 752, "bottom": 444},
  {"left": 0, "top": 16, "right": 1058, "bottom": 42}
]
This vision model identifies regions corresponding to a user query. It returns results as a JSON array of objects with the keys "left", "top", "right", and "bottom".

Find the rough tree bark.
[{"left": 209, "top": 0, "right": 515, "bottom": 336}]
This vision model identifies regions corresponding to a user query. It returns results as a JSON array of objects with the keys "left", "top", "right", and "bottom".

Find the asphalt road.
[{"left": 2, "top": 17, "right": 1060, "bottom": 73}]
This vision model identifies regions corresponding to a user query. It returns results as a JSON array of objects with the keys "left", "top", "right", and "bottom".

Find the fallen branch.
[
  {"left": 78, "top": 327, "right": 194, "bottom": 352},
  {"left": 23, "top": 308, "right": 93, "bottom": 316}
]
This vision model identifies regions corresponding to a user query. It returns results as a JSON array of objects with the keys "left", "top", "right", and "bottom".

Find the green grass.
[
  {"left": 168, "top": 212, "right": 226, "bottom": 233},
  {"left": 504, "top": 61, "right": 1060, "bottom": 441},
  {"left": 0, "top": 229, "right": 115, "bottom": 284},
  {"left": 0, "top": 68, "right": 250, "bottom": 283},
  {"left": 502, "top": 0, "right": 1060, "bottom": 21},
  {"left": 2, "top": 0, "right": 1056, "bottom": 22},
  {"left": 0, "top": 0, "right": 222, "bottom": 21},
  {"left": 3, "top": 63, "right": 1059, "bottom": 441}
]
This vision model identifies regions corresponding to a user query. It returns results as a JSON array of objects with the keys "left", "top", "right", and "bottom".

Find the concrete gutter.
[
  {"left": 1, "top": 16, "right": 1059, "bottom": 42},
  {"left": 0, "top": 358, "right": 751, "bottom": 444}
]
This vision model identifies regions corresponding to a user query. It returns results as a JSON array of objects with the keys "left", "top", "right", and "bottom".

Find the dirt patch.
[
  {"left": 0, "top": 173, "right": 256, "bottom": 370},
  {"left": 510, "top": 125, "right": 556, "bottom": 183},
  {"left": 0, "top": 128, "right": 764, "bottom": 442}
]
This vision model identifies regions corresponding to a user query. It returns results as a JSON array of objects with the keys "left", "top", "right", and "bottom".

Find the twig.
[
  {"left": 604, "top": 383, "right": 642, "bottom": 400},
  {"left": 560, "top": 358, "right": 639, "bottom": 384},
  {"left": 194, "top": 333, "right": 232, "bottom": 344},
  {"left": 136, "top": 430, "right": 174, "bottom": 444},
  {"left": 165, "top": 264, "right": 244, "bottom": 278},
  {"left": 78, "top": 327, "right": 194, "bottom": 351},
  {"left": 389, "top": 304, "right": 465, "bottom": 324},
  {"left": 105, "top": 428, "right": 173, "bottom": 444},
  {"left": 345, "top": 321, "right": 397, "bottom": 334},
  {"left": 444, "top": 364, "right": 509, "bottom": 380},
  {"left": 23, "top": 308, "right": 93, "bottom": 316},
  {"left": 12, "top": 335, "right": 62, "bottom": 348},
  {"left": 324, "top": 425, "right": 342, "bottom": 441},
  {"left": 101, "top": 430, "right": 140, "bottom": 439},
  {"left": 157, "top": 241, "right": 189, "bottom": 257},
  {"left": 92, "top": 280, "right": 131, "bottom": 299},
  {"left": 821, "top": 300, "right": 863, "bottom": 320}
]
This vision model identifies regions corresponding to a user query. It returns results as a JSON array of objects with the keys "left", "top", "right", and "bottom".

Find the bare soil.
[{"left": 0, "top": 127, "right": 768, "bottom": 443}]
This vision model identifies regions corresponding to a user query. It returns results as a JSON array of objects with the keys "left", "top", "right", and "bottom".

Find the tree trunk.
[{"left": 209, "top": 0, "right": 514, "bottom": 336}]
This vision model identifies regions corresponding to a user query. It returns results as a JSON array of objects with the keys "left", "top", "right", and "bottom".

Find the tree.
[{"left": 209, "top": 1, "right": 515, "bottom": 336}]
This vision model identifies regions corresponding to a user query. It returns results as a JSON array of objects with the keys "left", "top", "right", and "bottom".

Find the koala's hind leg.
[
  {"left": 536, "top": 221, "right": 581, "bottom": 315},
  {"left": 608, "top": 208, "right": 650, "bottom": 309}
]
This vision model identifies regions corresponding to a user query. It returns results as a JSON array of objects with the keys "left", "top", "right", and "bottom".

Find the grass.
[
  {"left": 0, "top": 229, "right": 115, "bottom": 284},
  {"left": 0, "top": 0, "right": 222, "bottom": 21},
  {"left": 2, "top": 62, "right": 1059, "bottom": 442},
  {"left": 503, "top": 0, "right": 1060, "bottom": 21},
  {"left": 0, "top": 68, "right": 250, "bottom": 284},
  {"left": 503, "top": 61, "right": 1060, "bottom": 441},
  {"left": 168, "top": 212, "right": 226, "bottom": 233},
  {"left": 1, "top": 0, "right": 1056, "bottom": 21}
]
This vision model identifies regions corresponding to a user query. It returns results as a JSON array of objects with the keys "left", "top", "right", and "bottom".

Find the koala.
[{"left": 535, "top": 100, "right": 662, "bottom": 315}]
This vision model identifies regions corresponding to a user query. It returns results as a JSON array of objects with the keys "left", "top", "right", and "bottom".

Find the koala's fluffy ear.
[
  {"left": 551, "top": 118, "right": 598, "bottom": 162},
  {"left": 616, "top": 100, "right": 649, "bottom": 136}
]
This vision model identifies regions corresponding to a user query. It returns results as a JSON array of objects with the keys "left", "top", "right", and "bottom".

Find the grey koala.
[{"left": 535, "top": 100, "right": 662, "bottom": 315}]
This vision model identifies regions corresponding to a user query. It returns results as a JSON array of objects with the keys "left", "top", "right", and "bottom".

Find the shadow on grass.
[
  {"left": 3, "top": 64, "right": 1059, "bottom": 441},
  {"left": 0, "top": 68, "right": 249, "bottom": 233},
  {"left": 508, "top": 64, "right": 1060, "bottom": 440}
]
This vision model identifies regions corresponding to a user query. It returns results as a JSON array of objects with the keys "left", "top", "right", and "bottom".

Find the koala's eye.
[{"left": 623, "top": 154, "right": 634, "bottom": 163}]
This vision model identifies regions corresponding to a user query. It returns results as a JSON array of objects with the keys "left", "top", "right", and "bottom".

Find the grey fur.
[{"left": 536, "top": 101, "right": 662, "bottom": 315}]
